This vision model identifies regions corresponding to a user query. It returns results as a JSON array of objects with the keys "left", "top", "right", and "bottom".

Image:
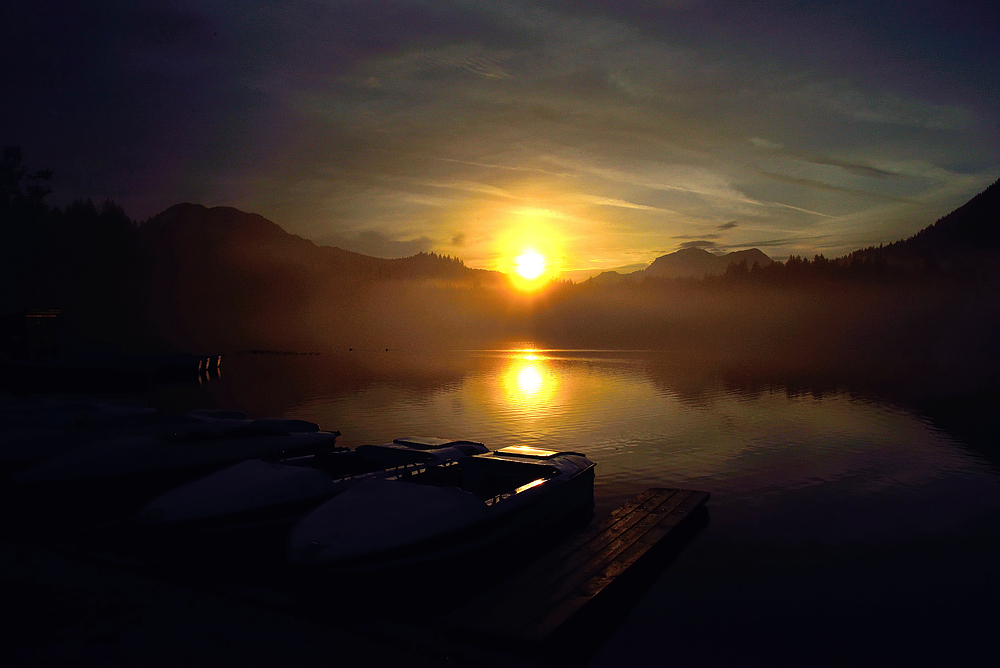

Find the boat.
[
  {"left": 8, "top": 418, "right": 340, "bottom": 524},
  {"left": 0, "top": 395, "right": 161, "bottom": 432},
  {"left": 286, "top": 445, "right": 596, "bottom": 573},
  {"left": 0, "top": 408, "right": 250, "bottom": 475},
  {"left": 134, "top": 436, "right": 490, "bottom": 534}
]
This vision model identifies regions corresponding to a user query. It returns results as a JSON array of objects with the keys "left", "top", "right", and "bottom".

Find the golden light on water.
[
  {"left": 500, "top": 349, "right": 558, "bottom": 408},
  {"left": 516, "top": 364, "right": 544, "bottom": 394}
]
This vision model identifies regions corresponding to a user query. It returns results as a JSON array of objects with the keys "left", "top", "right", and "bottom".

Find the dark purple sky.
[{"left": 4, "top": 0, "right": 998, "bottom": 278}]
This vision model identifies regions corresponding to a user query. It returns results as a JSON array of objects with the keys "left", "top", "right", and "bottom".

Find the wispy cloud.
[
  {"left": 579, "top": 195, "right": 676, "bottom": 214},
  {"left": 800, "top": 156, "right": 899, "bottom": 179},
  {"left": 788, "top": 80, "right": 977, "bottom": 131},
  {"left": 382, "top": 175, "right": 520, "bottom": 199},
  {"left": 758, "top": 171, "right": 911, "bottom": 203},
  {"left": 679, "top": 240, "right": 719, "bottom": 249},
  {"left": 355, "top": 42, "right": 516, "bottom": 86},
  {"left": 428, "top": 156, "right": 577, "bottom": 177}
]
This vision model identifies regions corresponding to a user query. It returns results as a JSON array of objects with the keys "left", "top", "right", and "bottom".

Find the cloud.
[
  {"left": 358, "top": 42, "right": 516, "bottom": 85},
  {"left": 750, "top": 137, "right": 783, "bottom": 150},
  {"left": 789, "top": 80, "right": 976, "bottom": 131},
  {"left": 761, "top": 145, "right": 901, "bottom": 179},
  {"left": 316, "top": 230, "right": 433, "bottom": 258},
  {"left": 739, "top": 235, "right": 836, "bottom": 251},
  {"left": 802, "top": 156, "right": 899, "bottom": 179},
  {"left": 758, "top": 171, "right": 911, "bottom": 203},
  {"left": 580, "top": 195, "right": 676, "bottom": 213},
  {"left": 429, "top": 156, "right": 577, "bottom": 178},
  {"left": 385, "top": 175, "right": 519, "bottom": 200},
  {"left": 451, "top": 232, "right": 466, "bottom": 246},
  {"left": 717, "top": 221, "right": 738, "bottom": 230},
  {"left": 679, "top": 240, "right": 719, "bottom": 250}
]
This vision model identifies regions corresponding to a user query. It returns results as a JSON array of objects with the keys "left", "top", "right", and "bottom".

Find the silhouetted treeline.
[
  {"left": 647, "top": 246, "right": 990, "bottom": 288},
  {"left": 1, "top": 147, "right": 150, "bottom": 350},
  {"left": 710, "top": 252, "right": 894, "bottom": 285}
]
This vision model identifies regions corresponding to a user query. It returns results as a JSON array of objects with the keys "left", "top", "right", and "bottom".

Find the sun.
[
  {"left": 515, "top": 251, "right": 546, "bottom": 280},
  {"left": 490, "top": 212, "right": 566, "bottom": 291}
]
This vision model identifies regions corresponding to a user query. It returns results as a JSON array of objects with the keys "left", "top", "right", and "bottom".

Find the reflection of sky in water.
[{"left": 242, "top": 349, "right": 998, "bottom": 544}]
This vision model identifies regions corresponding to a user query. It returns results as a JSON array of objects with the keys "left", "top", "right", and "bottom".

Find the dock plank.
[
  {"left": 494, "top": 490, "right": 695, "bottom": 635},
  {"left": 454, "top": 489, "right": 683, "bottom": 626},
  {"left": 521, "top": 489, "right": 709, "bottom": 641},
  {"left": 445, "top": 487, "right": 709, "bottom": 643},
  {"left": 505, "top": 489, "right": 706, "bottom": 641},
  {"left": 467, "top": 489, "right": 681, "bottom": 610},
  {"left": 452, "top": 490, "right": 674, "bottom": 617}
]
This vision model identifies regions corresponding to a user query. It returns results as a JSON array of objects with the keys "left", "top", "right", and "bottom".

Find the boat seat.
[{"left": 458, "top": 460, "right": 521, "bottom": 500}]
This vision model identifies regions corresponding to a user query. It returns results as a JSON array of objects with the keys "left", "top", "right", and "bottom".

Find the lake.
[{"left": 147, "top": 347, "right": 999, "bottom": 665}]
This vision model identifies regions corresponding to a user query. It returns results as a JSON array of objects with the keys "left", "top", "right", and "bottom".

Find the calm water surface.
[{"left": 158, "top": 348, "right": 999, "bottom": 665}]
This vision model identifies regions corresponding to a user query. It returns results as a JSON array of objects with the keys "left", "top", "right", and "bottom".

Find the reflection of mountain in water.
[{"left": 637, "top": 356, "right": 1000, "bottom": 473}]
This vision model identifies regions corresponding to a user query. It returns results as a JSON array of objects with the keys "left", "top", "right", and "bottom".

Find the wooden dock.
[{"left": 443, "top": 487, "right": 710, "bottom": 645}]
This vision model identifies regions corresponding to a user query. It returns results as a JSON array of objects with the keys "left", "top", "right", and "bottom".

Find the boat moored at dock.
[
  {"left": 134, "top": 436, "right": 489, "bottom": 533},
  {"left": 287, "top": 445, "right": 596, "bottom": 573},
  {"left": 7, "top": 418, "right": 341, "bottom": 524}
]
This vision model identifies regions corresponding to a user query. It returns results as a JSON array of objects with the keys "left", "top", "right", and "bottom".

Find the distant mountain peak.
[
  {"left": 674, "top": 247, "right": 718, "bottom": 256},
  {"left": 641, "top": 247, "right": 772, "bottom": 279},
  {"left": 144, "top": 203, "right": 302, "bottom": 243}
]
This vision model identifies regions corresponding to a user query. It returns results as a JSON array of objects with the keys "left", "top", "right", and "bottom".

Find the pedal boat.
[
  {"left": 134, "top": 437, "right": 489, "bottom": 533},
  {"left": 286, "top": 445, "right": 595, "bottom": 572}
]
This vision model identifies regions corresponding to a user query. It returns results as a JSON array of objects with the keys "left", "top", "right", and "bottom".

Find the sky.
[{"left": 4, "top": 0, "right": 1000, "bottom": 280}]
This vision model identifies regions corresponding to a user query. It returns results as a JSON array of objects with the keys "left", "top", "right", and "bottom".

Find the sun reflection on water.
[
  {"left": 516, "top": 364, "right": 544, "bottom": 394},
  {"left": 500, "top": 349, "right": 558, "bottom": 410}
]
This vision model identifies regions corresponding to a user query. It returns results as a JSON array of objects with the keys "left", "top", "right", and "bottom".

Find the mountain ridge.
[
  {"left": 585, "top": 246, "right": 774, "bottom": 284},
  {"left": 141, "top": 203, "right": 502, "bottom": 285}
]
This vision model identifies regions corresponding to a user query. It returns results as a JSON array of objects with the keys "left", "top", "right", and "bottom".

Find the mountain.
[
  {"left": 907, "top": 178, "right": 1000, "bottom": 250},
  {"left": 585, "top": 247, "right": 773, "bottom": 284},
  {"left": 846, "top": 178, "right": 1000, "bottom": 276},
  {"left": 589, "top": 270, "right": 628, "bottom": 285},
  {"left": 642, "top": 247, "right": 722, "bottom": 279},
  {"left": 137, "top": 204, "right": 507, "bottom": 351},
  {"left": 642, "top": 247, "right": 773, "bottom": 279},
  {"left": 141, "top": 203, "right": 498, "bottom": 284}
]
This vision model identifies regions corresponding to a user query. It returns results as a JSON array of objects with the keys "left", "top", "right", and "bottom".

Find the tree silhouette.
[{"left": 1, "top": 146, "right": 52, "bottom": 209}]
